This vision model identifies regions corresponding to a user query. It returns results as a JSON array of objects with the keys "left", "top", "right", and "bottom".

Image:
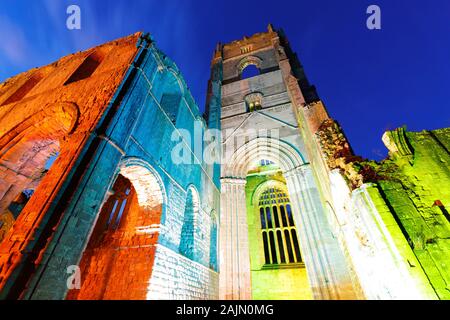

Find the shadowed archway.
[{"left": 67, "top": 159, "right": 165, "bottom": 300}]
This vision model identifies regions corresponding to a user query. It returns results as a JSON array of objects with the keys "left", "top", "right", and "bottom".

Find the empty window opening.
[
  {"left": 67, "top": 166, "right": 164, "bottom": 300},
  {"left": 0, "top": 136, "right": 60, "bottom": 243},
  {"left": 64, "top": 51, "right": 105, "bottom": 85},
  {"left": 241, "top": 64, "right": 259, "bottom": 79},
  {"left": 44, "top": 151, "right": 59, "bottom": 171},
  {"left": 2, "top": 73, "right": 43, "bottom": 105},
  {"left": 92, "top": 176, "right": 133, "bottom": 242},
  {"left": 8, "top": 189, "right": 34, "bottom": 219}
]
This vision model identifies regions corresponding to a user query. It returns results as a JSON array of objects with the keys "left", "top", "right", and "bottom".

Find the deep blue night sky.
[{"left": 0, "top": 0, "right": 449, "bottom": 160}]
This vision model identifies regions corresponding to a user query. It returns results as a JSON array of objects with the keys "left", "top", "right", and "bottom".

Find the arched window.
[
  {"left": 64, "top": 51, "right": 105, "bottom": 85},
  {"left": 87, "top": 174, "right": 133, "bottom": 247},
  {"left": 209, "top": 212, "right": 218, "bottom": 271},
  {"left": 180, "top": 186, "right": 200, "bottom": 260},
  {"left": 160, "top": 93, "right": 182, "bottom": 124},
  {"left": 0, "top": 102, "right": 77, "bottom": 244},
  {"left": 241, "top": 64, "right": 259, "bottom": 79},
  {"left": 237, "top": 55, "right": 262, "bottom": 80},
  {"left": 0, "top": 132, "right": 62, "bottom": 242},
  {"left": 258, "top": 188, "right": 302, "bottom": 265}
]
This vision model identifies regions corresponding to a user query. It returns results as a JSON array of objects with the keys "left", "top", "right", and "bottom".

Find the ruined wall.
[
  {"left": 0, "top": 33, "right": 142, "bottom": 298},
  {"left": 319, "top": 122, "right": 450, "bottom": 299},
  {"left": 0, "top": 32, "right": 219, "bottom": 300},
  {"left": 375, "top": 127, "right": 450, "bottom": 299},
  {"left": 31, "top": 35, "right": 219, "bottom": 299},
  {"left": 328, "top": 170, "right": 436, "bottom": 299}
]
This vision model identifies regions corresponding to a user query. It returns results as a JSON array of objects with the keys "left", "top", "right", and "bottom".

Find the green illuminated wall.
[
  {"left": 365, "top": 127, "right": 450, "bottom": 299},
  {"left": 245, "top": 164, "right": 312, "bottom": 300}
]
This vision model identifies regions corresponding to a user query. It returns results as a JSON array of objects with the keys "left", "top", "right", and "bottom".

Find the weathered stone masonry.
[
  {"left": 0, "top": 33, "right": 219, "bottom": 300},
  {"left": 0, "top": 25, "right": 448, "bottom": 300}
]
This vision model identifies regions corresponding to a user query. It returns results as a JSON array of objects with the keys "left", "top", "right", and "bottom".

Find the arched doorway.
[{"left": 67, "top": 161, "right": 164, "bottom": 300}]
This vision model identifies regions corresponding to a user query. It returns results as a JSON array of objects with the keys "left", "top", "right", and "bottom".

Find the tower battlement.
[{"left": 214, "top": 24, "right": 279, "bottom": 61}]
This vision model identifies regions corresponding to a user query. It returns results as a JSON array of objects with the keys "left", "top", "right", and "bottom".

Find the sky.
[{"left": 0, "top": 0, "right": 449, "bottom": 160}]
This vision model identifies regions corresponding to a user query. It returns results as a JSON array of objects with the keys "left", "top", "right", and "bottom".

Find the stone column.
[
  {"left": 219, "top": 178, "right": 251, "bottom": 299},
  {"left": 284, "top": 164, "right": 357, "bottom": 300}
]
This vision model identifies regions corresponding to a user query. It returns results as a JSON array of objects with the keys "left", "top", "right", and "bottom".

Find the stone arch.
[
  {"left": 0, "top": 102, "right": 78, "bottom": 151},
  {"left": 0, "top": 102, "right": 79, "bottom": 242},
  {"left": 67, "top": 158, "right": 165, "bottom": 300},
  {"left": 118, "top": 157, "right": 166, "bottom": 210},
  {"left": 251, "top": 179, "right": 289, "bottom": 206},
  {"left": 223, "top": 137, "right": 306, "bottom": 178},
  {"left": 237, "top": 55, "right": 263, "bottom": 75},
  {"left": 158, "top": 68, "right": 185, "bottom": 123}
]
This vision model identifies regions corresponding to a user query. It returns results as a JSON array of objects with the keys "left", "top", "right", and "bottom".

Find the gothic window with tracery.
[{"left": 258, "top": 187, "right": 302, "bottom": 265}]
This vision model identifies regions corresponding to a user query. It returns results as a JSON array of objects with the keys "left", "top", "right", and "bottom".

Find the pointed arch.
[
  {"left": 223, "top": 137, "right": 306, "bottom": 178},
  {"left": 251, "top": 179, "right": 289, "bottom": 206},
  {"left": 67, "top": 157, "right": 166, "bottom": 300}
]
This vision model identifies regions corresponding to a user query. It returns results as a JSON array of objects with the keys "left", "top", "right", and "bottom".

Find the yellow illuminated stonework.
[{"left": 245, "top": 161, "right": 313, "bottom": 300}]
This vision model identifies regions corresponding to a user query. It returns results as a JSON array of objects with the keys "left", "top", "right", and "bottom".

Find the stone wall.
[
  {"left": 0, "top": 33, "right": 142, "bottom": 298},
  {"left": 0, "top": 32, "right": 220, "bottom": 300},
  {"left": 147, "top": 245, "right": 219, "bottom": 300},
  {"left": 374, "top": 128, "right": 450, "bottom": 299},
  {"left": 322, "top": 125, "right": 450, "bottom": 299},
  {"left": 328, "top": 170, "right": 436, "bottom": 299}
]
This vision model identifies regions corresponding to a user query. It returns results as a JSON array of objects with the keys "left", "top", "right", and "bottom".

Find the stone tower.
[{"left": 205, "top": 25, "right": 358, "bottom": 299}]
